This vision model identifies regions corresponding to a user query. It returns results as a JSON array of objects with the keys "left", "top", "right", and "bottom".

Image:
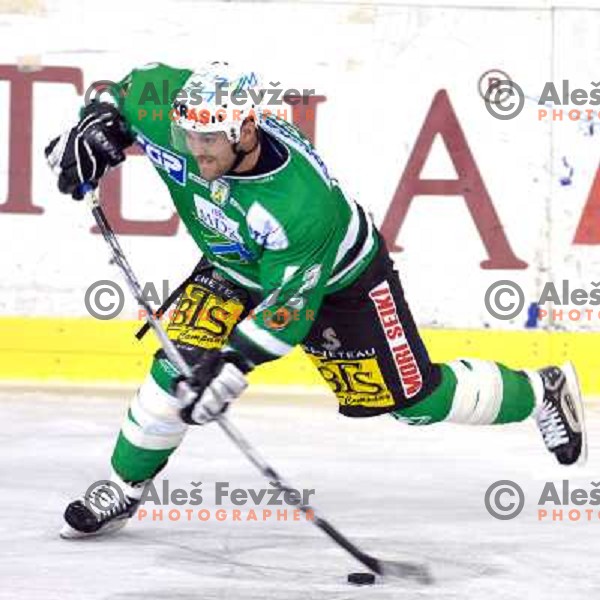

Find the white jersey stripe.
[
  {"left": 236, "top": 319, "right": 294, "bottom": 357},
  {"left": 216, "top": 265, "right": 262, "bottom": 289},
  {"left": 333, "top": 199, "right": 361, "bottom": 270},
  {"left": 327, "top": 216, "right": 375, "bottom": 286}
]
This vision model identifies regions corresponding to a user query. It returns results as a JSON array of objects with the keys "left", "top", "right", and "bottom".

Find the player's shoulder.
[
  {"left": 113, "top": 62, "right": 192, "bottom": 148},
  {"left": 117, "top": 62, "right": 191, "bottom": 121},
  {"left": 243, "top": 184, "right": 336, "bottom": 254},
  {"left": 260, "top": 116, "right": 335, "bottom": 195},
  {"left": 118, "top": 62, "right": 192, "bottom": 94},
  {"left": 238, "top": 118, "right": 343, "bottom": 243}
]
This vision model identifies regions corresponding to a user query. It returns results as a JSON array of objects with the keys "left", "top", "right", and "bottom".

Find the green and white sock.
[
  {"left": 392, "top": 360, "right": 536, "bottom": 426},
  {"left": 111, "top": 356, "right": 186, "bottom": 483}
]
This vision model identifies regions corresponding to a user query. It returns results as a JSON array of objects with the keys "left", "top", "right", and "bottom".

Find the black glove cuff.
[
  {"left": 222, "top": 350, "right": 253, "bottom": 375},
  {"left": 167, "top": 348, "right": 251, "bottom": 398}
]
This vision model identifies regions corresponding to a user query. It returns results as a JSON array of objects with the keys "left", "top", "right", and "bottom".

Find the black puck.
[{"left": 347, "top": 572, "right": 376, "bottom": 585}]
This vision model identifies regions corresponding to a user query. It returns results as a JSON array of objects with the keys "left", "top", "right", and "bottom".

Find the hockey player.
[{"left": 45, "top": 62, "right": 587, "bottom": 538}]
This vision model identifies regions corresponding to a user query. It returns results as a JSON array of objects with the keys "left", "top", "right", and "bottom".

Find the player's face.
[{"left": 185, "top": 131, "right": 236, "bottom": 181}]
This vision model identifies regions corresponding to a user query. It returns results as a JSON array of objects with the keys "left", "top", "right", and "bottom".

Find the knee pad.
[
  {"left": 446, "top": 359, "right": 503, "bottom": 425},
  {"left": 122, "top": 374, "right": 188, "bottom": 451}
]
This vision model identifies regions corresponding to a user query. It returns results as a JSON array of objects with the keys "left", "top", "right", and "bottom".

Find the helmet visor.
[{"left": 170, "top": 122, "right": 231, "bottom": 157}]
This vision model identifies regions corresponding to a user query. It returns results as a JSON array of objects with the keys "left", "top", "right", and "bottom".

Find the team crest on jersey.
[{"left": 210, "top": 179, "right": 230, "bottom": 205}]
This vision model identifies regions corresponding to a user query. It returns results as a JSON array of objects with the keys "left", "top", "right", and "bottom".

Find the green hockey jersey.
[{"left": 113, "top": 63, "right": 379, "bottom": 365}]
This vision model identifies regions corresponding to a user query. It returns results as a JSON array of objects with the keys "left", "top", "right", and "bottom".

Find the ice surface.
[{"left": 0, "top": 389, "right": 598, "bottom": 599}]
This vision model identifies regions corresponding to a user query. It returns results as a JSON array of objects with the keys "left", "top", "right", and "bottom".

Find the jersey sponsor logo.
[
  {"left": 307, "top": 356, "right": 395, "bottom": 408},
  {"left": 322, "top": 327, "right": 341, "bottom": 352},
  {"left": 368, "top": 281, "right": 423, "bottom": 399},
  {"left": 247, "top": 203, "right": 288, "bottom": 250},
  {"left": 193, "top": 195, "right": 254, "bottom": 262},
  {"left": 166, "top": 281, "right": 245, "bottom": 350},
  {"left": 136, "top": 132, "right": 187, "bottom": 186},
  {"left": 303, "top": 344, "right": 376, "bottom": 360}
]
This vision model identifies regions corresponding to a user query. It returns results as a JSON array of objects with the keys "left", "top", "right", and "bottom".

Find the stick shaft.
[{"left": 85, "top": 188, "right": 411, "bottom": 578}]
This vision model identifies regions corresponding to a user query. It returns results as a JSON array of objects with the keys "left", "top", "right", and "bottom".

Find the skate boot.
[
  {"left": 60, "top": 473, "right": 148, "bottom": 539},
  {"left": 535, "top": 363, "right": 587, "bottom": 466}
]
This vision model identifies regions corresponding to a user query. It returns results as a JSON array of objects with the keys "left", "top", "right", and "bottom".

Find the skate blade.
[
  {"left": 59, "top": 518, "right": 128, "bottom": 540},
  {"left": 561, "top": 361, "right": 588, "bottom": 466}
]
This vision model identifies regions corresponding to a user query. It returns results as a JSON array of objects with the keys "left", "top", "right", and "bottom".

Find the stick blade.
[{"left": 377, "top": 559, "right": 434, "bottom": 585}]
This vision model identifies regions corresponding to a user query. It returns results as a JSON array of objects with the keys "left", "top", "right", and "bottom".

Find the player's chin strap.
[{"left": 79, "top": 183, "right": 432, "bottom": 585}]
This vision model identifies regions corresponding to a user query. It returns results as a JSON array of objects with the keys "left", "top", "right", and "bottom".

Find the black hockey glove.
[
  {"left": 172, "top": 349, "right": 252, "bottom": 426},
  {"left": 44, "top": 101, "right": 135, "bottom": 200}
]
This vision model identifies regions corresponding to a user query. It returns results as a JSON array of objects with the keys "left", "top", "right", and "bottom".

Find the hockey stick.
[{"left": 82, "top": 185, "right": 432, "bottom": 585}]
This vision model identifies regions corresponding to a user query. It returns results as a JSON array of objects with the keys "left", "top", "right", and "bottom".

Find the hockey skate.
[
  {"left": 535, "top": 362, "right": 587, "bottom": 466},
  {"left": 60, "top": 475, "right": 147, "bottom": 539}
]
